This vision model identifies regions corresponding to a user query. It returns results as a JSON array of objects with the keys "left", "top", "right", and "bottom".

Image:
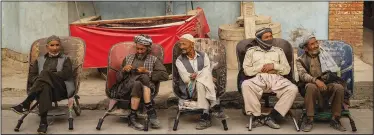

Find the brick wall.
[{"left": 329, "top": 2, "right": 364, "bottom": 57}]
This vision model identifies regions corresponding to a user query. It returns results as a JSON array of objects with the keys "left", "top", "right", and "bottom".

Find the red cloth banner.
[{"left": 70, "top": 8, "right": 210, "bottom": 68}]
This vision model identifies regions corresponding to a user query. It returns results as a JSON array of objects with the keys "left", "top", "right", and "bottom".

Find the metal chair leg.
[
  {"left": 96, "top": 101, "right": 117, "bottom": 130},
  {"left": 248, "top": 115, "right": 253, "bottom": 131},
  {"left": 347, "top": 114, "right": 357, "bottom": 132},
  {"left": 288, "top": 111, "right": 300, "bottom": 131},
  {"left": 144, "top": 114, "right": 149, "bottom": 131},
  {"left": 221, "top": 119, "right": 228, "bottom": 131},
  {"left": 173, "top": 110, "right": 181, "bottom": 131},
  {"left": 14, "top": 102, "right": 39, "bottom": 132}
]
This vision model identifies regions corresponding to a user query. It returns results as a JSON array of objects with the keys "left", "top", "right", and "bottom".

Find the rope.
[{"left": 75, "top": 1, "right": 82, "bottom": 23}]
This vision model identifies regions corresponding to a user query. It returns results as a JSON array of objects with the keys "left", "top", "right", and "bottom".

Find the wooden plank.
[
  {"left": 242, "top": 1, "right": 256, "bottom": 39},
  {"left": 71, "top": 16, "right": 101, "bottom": 24},
  {"left": 242, "top": 2, "right": 255, "bottom": 17},
  {"left": 244, "top": 16, "right": 256, "bottom": 39},
  {"left": 71, "top": 14, "right": 193, "bottom": 26}
]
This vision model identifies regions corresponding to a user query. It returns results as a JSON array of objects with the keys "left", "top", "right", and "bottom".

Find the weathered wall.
[
  {"left": 2, "top": 2, "right": 20, "bottom": 51},
  {"left": 329, "top": 1, "right": 364, "bottom": 57},
  {"left": 173, "top": 2, "right": 241, "bottom": 39},
  {"left": 254, "top": 2, "right": 329, "bottom": 46},
  {"left": 68, "top": 2, "right": 97, "bottom": 24},
  {"left": 93, "top": 2, "right": 166, "bottom": 20},
  {"left": 2, "top": 2, "right": 69, "bottom": 54}
]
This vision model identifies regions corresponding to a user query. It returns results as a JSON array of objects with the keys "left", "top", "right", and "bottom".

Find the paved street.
[{"left": 2, "top": 109, "right": 372, "bottom": 134}]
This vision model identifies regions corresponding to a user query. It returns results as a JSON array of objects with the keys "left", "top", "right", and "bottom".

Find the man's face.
[
  {"left": 261, "top": 32, "right": 273, "bottom": 41},
  {"left": 46, "top": 40, "right": 61, "bottom": 54},
  {"left": 179, "top": 38, "right": 194, "bottom": 55},
  {"left": 305, "top": 38, "right": 320, "bottom": 55},
  {"left": 136, "top": 44, "right": 147, "bottom": 54}
]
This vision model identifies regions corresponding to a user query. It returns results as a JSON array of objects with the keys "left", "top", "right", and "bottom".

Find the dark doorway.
[{"left": 364, "top": 1, "right": 374, "bottom": 30}]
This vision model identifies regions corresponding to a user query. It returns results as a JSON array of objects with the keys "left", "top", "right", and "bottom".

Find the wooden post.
[{"left": 242, "top": 2, "right": 256, "bottom": 39}]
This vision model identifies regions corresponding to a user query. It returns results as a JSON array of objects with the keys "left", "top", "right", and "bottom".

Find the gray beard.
[
  {"left": 136, "top": 54, "right": 147, "bottom": 60},
  {"left": 308, "top": 49, "right": 320, "bottom": 57},
  {"left": 48, "top": 52, "right": 60, "bottom": 57}
]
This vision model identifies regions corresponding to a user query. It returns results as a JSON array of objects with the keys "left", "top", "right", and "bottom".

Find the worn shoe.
[
  {"left": 37, "top": 124, "right": 48, "bottom": 134},
  {"left": 11, "top": 104, "right": 29, "bottom": 115},
  {"left": 330, "top": 118, "right": 346, "bottom": 132},
  {"left": 128, "top": 114, "right": 144, "bottom": 131},
  {"left": 246, "top": 117, "right": 264, "bottom": 128},
  {"left": 301, "top": 119, "right": 313, "bottom": 132},
  {"left": 264, "top": 116, "right": 280, "bottom": 129},
  {"left": 149, "top": 113, "right": 161, "bottom": 129},
  {"left": 195, "top": 119, "right": 212, "bottom": 130}
]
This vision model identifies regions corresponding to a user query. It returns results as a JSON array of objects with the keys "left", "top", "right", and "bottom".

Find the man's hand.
[
  {"left": 122, "top": 65, "right": 133, "bottom": 72},
  {"left": 261, "top": 63, "right": 274, "bottom": 73},
  {"left": 315, "top": 79, "right": 327, "bottom": 91},
  {"left": 190, "top": 73, "right": 197, "bottom": 80},
  {"left": 267, "top": 70, "right": 277, "bottom": 74},
  {"left": 213, "top": 77, "right": 217, "bottom": 83},
  {"left": 137, "top": 67, "right": 149, "bottom": 73}
]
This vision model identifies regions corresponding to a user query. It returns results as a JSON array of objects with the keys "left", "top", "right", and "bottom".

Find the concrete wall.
[
  {"left": 68, "top": 2, "right": 97, "bottom": 24},
  {"left": 173, "top": 2, "right": 241, "bottom": 39},
  {"left": 2, "top": 2, "right": 330, "bottom": 53},
  {"left": 2, "top": 2, "right": 69, "bottom": 54},
  {"left": 93, "top": 2, "right": 166, "bottom": 20},
  {"left": 2, "top": 2, "right": 20, "bottom": 51},
  {"left": 254, "top": 2, "right": 329, "bottom": 44}
]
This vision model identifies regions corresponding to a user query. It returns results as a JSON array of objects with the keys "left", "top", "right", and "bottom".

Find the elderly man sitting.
[
  {"left": 296, "top": 34, "right": 347, "bottom": 132},
  {"left": 11, "top": 35, "right": 73, "bottom": 134},
  {"left": 175, "top": 34, "right": 224, "bottom": 130},
  {"left": 241, "top": 28, "right": 298, "bottom": 129},
  {"left": 110, "top": 34, "right": 169, "bottom": 130}
]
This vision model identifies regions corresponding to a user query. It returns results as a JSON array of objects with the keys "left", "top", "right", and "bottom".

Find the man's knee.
[
  {"left": 288, "top": 84, "right": 299, "bottom": 95},
  {"left": 139, "top": 74, "right": 150, "bottom": 82},
  {"left": 131, "top": 81, "right": 143, "bottom": 97},
  {"left": 241, "top": 80, "right": 254, "bottom": 91},
  {"left": 305, "top": 83, "right": 318, "bottom": 93},
  {"left": 332, "top": 83, "right": 345, "bottom": 94}
]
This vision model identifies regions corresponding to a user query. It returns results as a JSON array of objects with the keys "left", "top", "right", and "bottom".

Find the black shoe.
[
  {"left": 128, "top": 114, "right": 144, "bottom": 131},
  {"left": 264, "top": 116, "right": 280, "bottom": 129},
  {"left": 11, "top": 104, "right": 29, "bottom": 115},
  {"left": 330, "top": 117, "right": 346, "bottom": 132},
  {"left": 301, "top": 119, "right": 313, "bottom": 132},
  {"left": 37, "top": 124, "right": 48, "bottom": 134}
]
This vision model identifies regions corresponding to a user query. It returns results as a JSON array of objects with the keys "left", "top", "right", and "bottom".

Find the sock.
[
  {"left": 130, "top": 108, "right": 137, "bottom": 116},
  {"left": 201, "top": 111, "right": 210, "bottom": 120},
  {"left": 269, "top": 109, "right": 281, "bottom": 119},
  {"left": 145, "top": 102, "right": 156, "bottom": 115},
  {"left": 22, "top": 92, "right": 37, "bottom": 108}
]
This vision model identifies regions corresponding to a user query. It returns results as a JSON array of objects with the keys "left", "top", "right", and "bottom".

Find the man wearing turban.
[
  {"left": 11, "top": 35, "right": 73, "bottom": 134},
  {"left": 296, "top": 34, "right": 346, "bottom": 132},
  {"left": 241, "top": 27, "right": 298, "bottom": 129},
  {"left": 111, "top": 34, "right": 169, "bottom": 130}
]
